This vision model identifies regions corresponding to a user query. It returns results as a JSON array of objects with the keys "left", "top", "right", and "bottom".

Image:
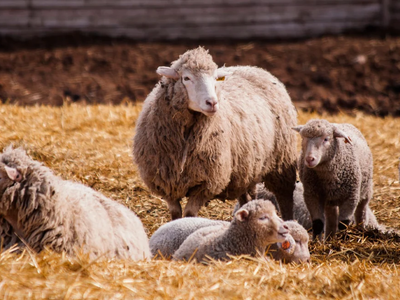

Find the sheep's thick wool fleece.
[
  {"left": 299, "top": 120, "right": 373, "bottom": 207},
  {"left": 134, "top": 48, "right": 297, "bottom": 202},
  {"left": 0, "top": 147, "right": 150, "bottom": 260}
]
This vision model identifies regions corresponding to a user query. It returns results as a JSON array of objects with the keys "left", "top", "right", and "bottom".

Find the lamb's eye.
[
  {"left": 324, "top": 137, "right": 329, "bottom": 142},
  {"left": 259, "top": 215, "right": 269, "bottom": 221},
  {"left": 183, "top": 76, "right": 191, "bottom": 81}
]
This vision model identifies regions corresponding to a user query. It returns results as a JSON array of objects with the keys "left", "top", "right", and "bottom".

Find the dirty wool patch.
[{"left": 0, "top": 104, "right": 399, "bottom": 299}]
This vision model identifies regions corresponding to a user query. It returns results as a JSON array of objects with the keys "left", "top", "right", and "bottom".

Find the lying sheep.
[
  {"left": 0, "top": 147, "right": 150, "bottom": 260},
  {"left": 172, "top": 200, "right": 289, "bottom": 262},
  {"left": 133, "top": 47, "right": 298, "bottom": 221},
  {"left": 149, "top": 217, "right": 227, "bottom": 258},
  {"left": 150, "top": 216, "right": 309, "bottom": 263},
  {"left": 293, "top": 119, "right": 374, "bottom": 240}
]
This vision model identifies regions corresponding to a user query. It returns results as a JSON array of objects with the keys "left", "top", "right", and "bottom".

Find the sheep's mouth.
[
  {"left": 278, "top": 230, "right": 289, "bottom": 238},
  {"left": 202, "top": 109, "right": 218, "bottom": 117}
]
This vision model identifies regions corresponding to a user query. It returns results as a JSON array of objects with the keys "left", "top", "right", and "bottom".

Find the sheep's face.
[
  {"left": 278, "top": 221, "right": 310, "bottom": 263},
  {"left": 235, "top": 200, "right": 289, "bottom": 245},
  {"left": 293, "top": 120, "right": 353, "bottom": 169},
  {"left": 0, "top": 164, "right": 22, "bottom": 195},
  {"left": 157, "top": 66, "right": 229, "bottom": 117}
]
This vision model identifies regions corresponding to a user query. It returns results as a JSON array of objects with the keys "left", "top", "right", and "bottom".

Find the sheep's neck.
[
  {"left": 4, "top": 208, "right": 26, "bottom": 241},
  {"left": 225, "top": 223, "right": 263, "bottom": 256}
]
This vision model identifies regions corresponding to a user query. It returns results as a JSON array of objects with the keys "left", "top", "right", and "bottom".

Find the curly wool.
[
  {"left": 134, "top": 47, "right": 297, "bottom": 220},
  {"left": 0, "top": 147, "right": 150, "bottom": 260}
]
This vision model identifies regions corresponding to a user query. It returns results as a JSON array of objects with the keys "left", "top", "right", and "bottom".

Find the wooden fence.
[{"left": 0, "top": 0, "right": 398, "bottom": 40}]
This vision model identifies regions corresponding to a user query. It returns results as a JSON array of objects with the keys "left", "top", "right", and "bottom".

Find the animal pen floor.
[
  {"left": 0, "top": 104, "right": 399, "bottom": 299},
  {"left": 0, "top": 33, "right": 399, "bottom": 299}
]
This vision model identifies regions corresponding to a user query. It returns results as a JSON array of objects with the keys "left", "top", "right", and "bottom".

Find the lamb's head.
[
  {"left": 293, "top": 119, "right": 352, "bottom": 168},
  {"left": 0, "top": 163, "right": 22, "bottom": 196},
  {"left": 234, "top": 200, "right": 289, "bottom": 245},
  {"left": 156, "top": 47, "right": 229, "bottom": 117},
  {"left": 275, "top": 221, "right": 310, "bottom": 263}
]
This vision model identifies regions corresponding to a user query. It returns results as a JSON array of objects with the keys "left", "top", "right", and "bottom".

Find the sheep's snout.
[
  {"left": 204, "top": 97, "right": 219, "bottom": 114},
  {"left": 305, "top": 155, "right": 318, "bottom": 168},
  {"left": 277, "top": 223, "right": 289, "bottom": 240}
]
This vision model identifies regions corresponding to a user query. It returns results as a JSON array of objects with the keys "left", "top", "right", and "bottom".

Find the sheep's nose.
[
  {"left": 205, "top": 98, "right": 218, "bottom": 110},
  {"left": 306, "top": 156, "right": 315, "bottom": 164}
]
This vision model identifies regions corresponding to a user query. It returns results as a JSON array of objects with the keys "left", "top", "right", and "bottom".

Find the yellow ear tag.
[
  {"left": 217, "top": 76, "right": 225, "bottom": 81},
  {"left": 281, "top": 240, "right": 291, "bottom": 250}
]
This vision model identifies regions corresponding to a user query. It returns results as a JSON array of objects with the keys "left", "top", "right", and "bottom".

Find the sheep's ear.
[
  {"left": 235, "top": 209, "right": 249, "bottom": 222},
  {"left": 292, "top": 126, "right": 303, "bottom": 133},
  {"left": 156, "top": 67, "right": 180, "bottom": 79},
  {"left": 4, "top": 166, "right": 22, "bottom": 182},
  {"left": 215, "top": 68, "right": 231, "bottom": 81},
  {"left": 333, "top": 128, "right": 353, "bottom": 145}
]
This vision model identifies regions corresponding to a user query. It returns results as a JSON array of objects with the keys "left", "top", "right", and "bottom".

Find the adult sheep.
[
  {"left": 0, "top": 146, "right": 150, "bottom": 260},
  {"left": 133, "top": 47, "right": 298, "bottom": 220}
]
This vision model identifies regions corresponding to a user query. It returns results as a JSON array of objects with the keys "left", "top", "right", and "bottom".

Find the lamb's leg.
[
  {"left": 304, "top": 194, "right": 325, "bottom": 240},
  {"left": 354, "top": 199, "right": 369, "bottom": 228},
  {"left": 167, "top": 198, "right": 183, "bottom": 220},
  {"left": 324, "top": 205, "right": 339, "bottom": 240},
  {"left": 263, "top": 164, "right": 296, "bottom": 220},
  {"left": 338, "top": 196, "right": 358, "bottom": 230}
]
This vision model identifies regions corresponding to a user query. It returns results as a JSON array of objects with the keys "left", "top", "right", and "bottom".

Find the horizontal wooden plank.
[
  {"left": 0, "top": 10, "right": 30, "bottom": 26},
  {"left": 0, "top": 0, "right": 29, "bottom": 8},
  {"left": 28, "top": 0, "right": 381, "bottom": 8},
  {"left": 0, "top": 20, "right": 380, "bottom": 40},
  {"left": 2, "top": 4, "right": 376, "bottom": 28}
]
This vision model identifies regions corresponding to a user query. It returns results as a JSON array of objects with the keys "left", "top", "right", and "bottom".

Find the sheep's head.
[
  {"left": 235, "top": 200, "right": 289, "bottom": 246},
  {"left": 0, "top": 163, "right": 22, "bottom": 195},
  {"left": 156, "top": 47, "right": 230, "bottom": 117},
  {"left": 293, "top": 119, "right": 352, "bottom": 168},
  {"left": 276, "top": 221, "right": 310, "bottom": 263}
]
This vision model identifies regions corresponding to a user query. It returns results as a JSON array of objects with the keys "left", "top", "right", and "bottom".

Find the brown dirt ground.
[{"left": 0, "top": 31, "right": 400, "bottom": 116}]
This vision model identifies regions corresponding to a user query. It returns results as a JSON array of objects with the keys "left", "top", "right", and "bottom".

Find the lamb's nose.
[{"left": 306, "top": 156, "right": 315, "bottom": 164}]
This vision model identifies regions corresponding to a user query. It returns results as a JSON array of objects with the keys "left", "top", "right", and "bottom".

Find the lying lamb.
[
  {"left": 172, "top": 200, "right": 290, "bottom": 262},
  {"left": 133, "top": 47, "right": 298, "bottom": 221},
  {"left": 150, "top": 217, "right": 310, "bottom": 263},
  {"left": 0, "top": 147, "right": 150, "bottom": 260},
  {"left": 293, "top": 119, "right": 374, "bottom": 240}
]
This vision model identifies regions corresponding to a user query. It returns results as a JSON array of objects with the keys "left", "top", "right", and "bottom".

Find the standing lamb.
[
  {"left": 293, "top": 119, "right": 374, "bottom": 240},
  {"left": 150, "top": 217, "right": 310, "bottom": 263},
  {"left": 133, "top": 47, "right": 297, "bottom": 220},
  {"left": 172, "top": 200, "right": 290, "bottom": 262},
  {"left": 0, "top": 146, "right": 150, "bottom": 260}
]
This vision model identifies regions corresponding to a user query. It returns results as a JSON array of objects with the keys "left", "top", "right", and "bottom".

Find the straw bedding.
[{"left": 0, "top": 104, "right": 399, "bottom": 299}]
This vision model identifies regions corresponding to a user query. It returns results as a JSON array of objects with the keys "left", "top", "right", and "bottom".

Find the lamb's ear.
[
  {"left": 333, "top": 127, "right": 353, "bottom": 145},
  {"left": 292, "top": 126, "right": 303, "bottom": 133},
  {"left": 235, "top": 208, "right": 249, "bottom": 222},
  {"left": 156, "top": 67, "right": 180, "bottom": 79},
  {"left": 215, "top": 68, "right": 231, "bottom": 81},
  {"left": 4, "top": 166, "right": 22, "bottom": 182}
]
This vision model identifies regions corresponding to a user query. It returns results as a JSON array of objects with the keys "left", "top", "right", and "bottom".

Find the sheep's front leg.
[
  {"left": 304, "top": 192, "right": 325, "bottom": 241},
  {"left": 324, "top": 205, "right": 339, "bottom": 240},
  {"left": 167, "top": 198, "right": 183, "bottom": 220}
]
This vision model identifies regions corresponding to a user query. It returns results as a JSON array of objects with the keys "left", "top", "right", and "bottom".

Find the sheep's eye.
[
  {"left": 324, "top": 137, "right": 329, "bottom": 142},
  {"left": 259, "top": 215, "right": 269, "bottom": 221},
  {"left": 183, "top": 76, "right": 191, "bottom": 81}
]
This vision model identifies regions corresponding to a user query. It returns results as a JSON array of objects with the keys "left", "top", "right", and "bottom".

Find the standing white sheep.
[
  {"left": 150, "top": 216, "right": 310, "bottom": 263},
  {"left": 172, "top": 200, "right": 289, "bottom": 262},
  {"left": 0, "top": 147, "right": 150, "bottom": 260},
  {"left": 133, "top": 47, "right": 298, "bottom": 220},
  {"left": 293, "top": 119, "right": 374, "bottom": 240}
]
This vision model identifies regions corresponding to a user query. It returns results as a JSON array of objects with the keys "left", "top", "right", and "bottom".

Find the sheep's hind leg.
[
  {"left": 184, "top": 195, "right": 207, "bottom": 218},
  {"left": 264, "top": 164, "right": 296, "bottom": 221},
  {"left": 167, "top": 198, "right": 183, "bottom": 220}
]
